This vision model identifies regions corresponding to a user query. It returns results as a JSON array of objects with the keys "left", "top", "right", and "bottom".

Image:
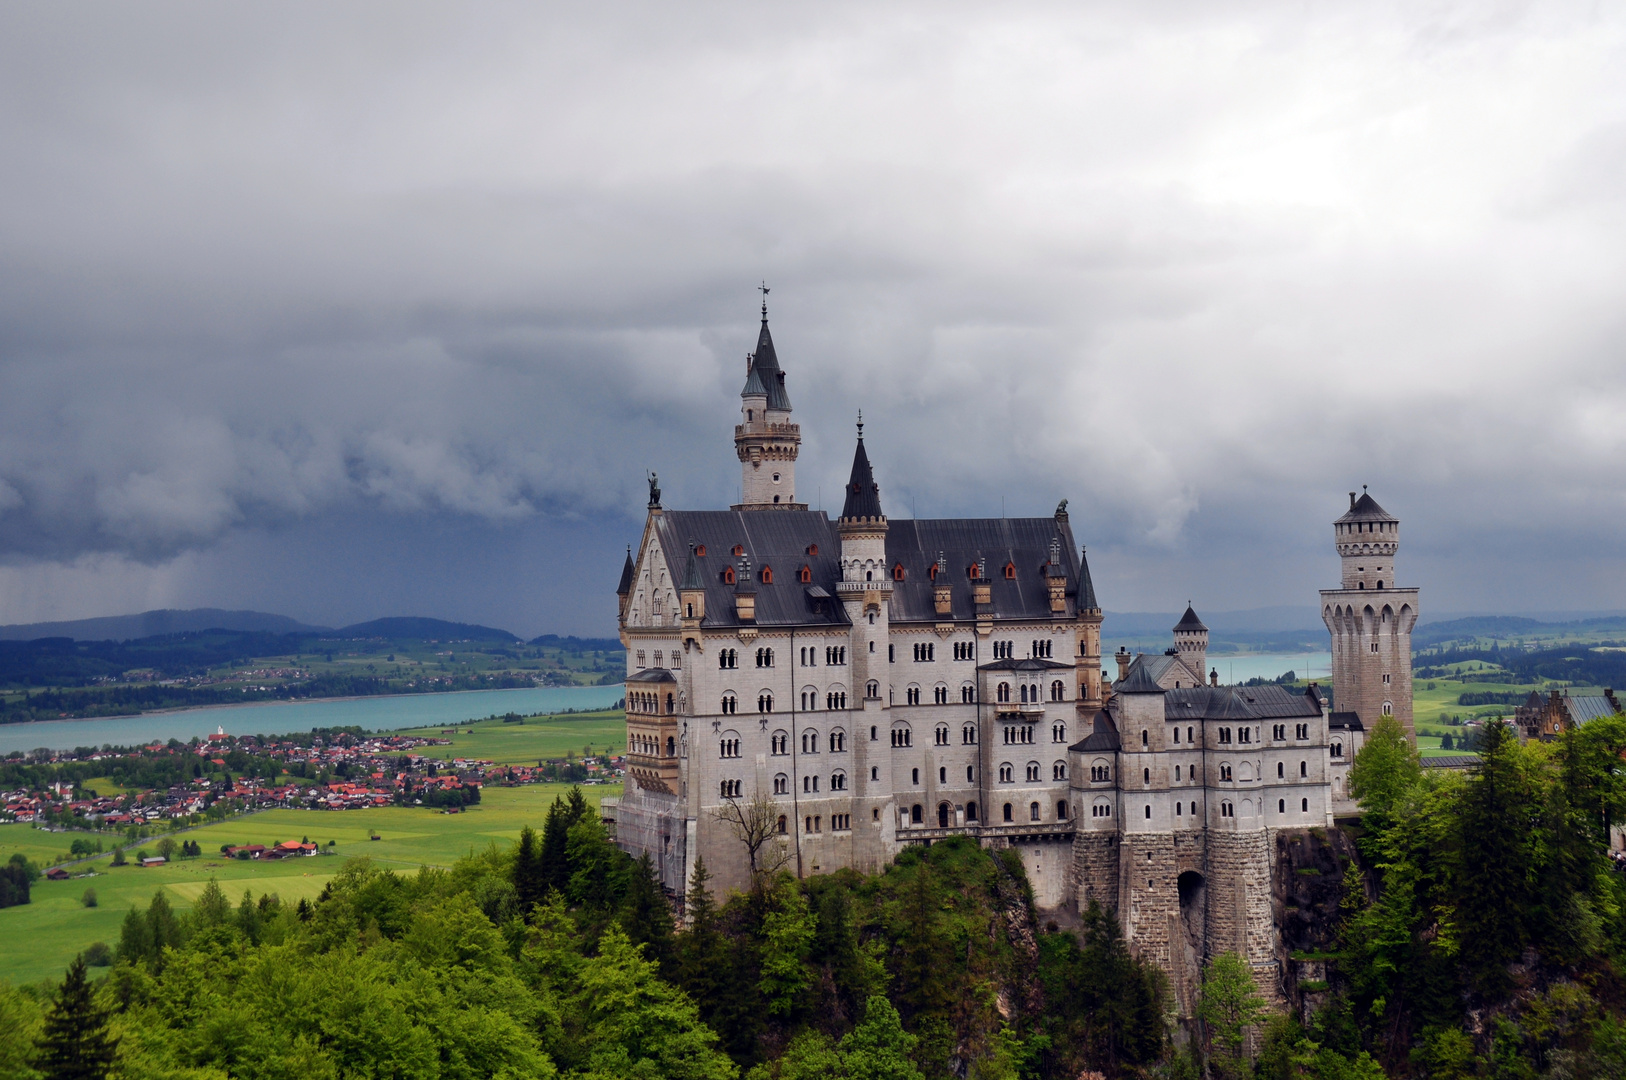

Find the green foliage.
[
  {"left": 1035, "top": 900, "right": 1165, "bottom": 1077},
  {"left": 32, "top": 955, "right": 118, "bottom": 1080},
  {"left": 758, "top": 877, "right": 816, "bottom": 1017},
  {"left": 1346, "top": 715, "right": 1422, "bottom": 848},
  {"left": 1199, "top": 952, "right": 1266, "bottom": 1076}
]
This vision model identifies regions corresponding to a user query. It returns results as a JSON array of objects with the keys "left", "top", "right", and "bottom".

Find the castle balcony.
[
  {"left": 898, "top": 821, "right": 1075, "bottom": 845},
  {"left": 734, "top": 422, "right": 800, "bottom": 438},
  {"left": 835, "top": 579, "right": 893, "bottom": 596},
  {"left": 995, "top": 703, "right": 1045, "bottom": 717}
]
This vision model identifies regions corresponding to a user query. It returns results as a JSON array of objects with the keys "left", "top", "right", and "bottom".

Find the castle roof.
[
  {"left": 840, "top": 435, "right": 885, "bottom": 521},
  {"left": 978, "top": 657, "right": 1074, "bottom": 672},
  {"left": 646, "top": 509, "right": 1086, "bottom": 629},
  {"left": 1163, "top": 684, "right": 1323, "bottom": 721},
  {"left": 740, "top": 317, "right": 792, "bottom": 411},
  {"left": 626, "top": 667, "right": 677, "bottom": 684},
  {"left": 1116, "top": 660, "right": 1167, "bottom": 694},
  {"left": 1072, "top": 710, "right": 1120, "bottom": 752},
  {"left": 1174, "top": 605, "right": 1207, "bottom": 632},
  {"left": 679, "top": 544, "right": 705, "bottom": 591},
  {"left": 1336, "top": 490, "right": 1397, "bottom": 524}
]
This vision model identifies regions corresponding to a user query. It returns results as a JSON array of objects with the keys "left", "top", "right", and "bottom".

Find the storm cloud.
[{"left": 1, "top": 1, "right": 1624, "bottom": 635}]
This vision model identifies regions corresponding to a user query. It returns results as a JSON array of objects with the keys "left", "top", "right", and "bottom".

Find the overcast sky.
[{"left": 1, "top": 2, "right": 1623, "bottom": 637}]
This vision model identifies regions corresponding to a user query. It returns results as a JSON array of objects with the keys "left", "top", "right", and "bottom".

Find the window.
[
  {"left": 1092, "top": 801, "right": 1112, "bottom": 818},
  {"left": 802, "top": 731, "right": 818, "bottom": 754},
  {"left": 803, "top": 775, "right": 819, "bottom": 793},
  {"left": 935, "top": 724, "right": 949, "bottom": 745},
  {"left": 893, "top": 563, "right": 906, "bottom": 581},
  {"left": 757, "top": 692, "right": 774, "bottom": 713},
  {"left": 871, "top": 766, "right": 879, "bottom": 781},
  {"left": 963, "top": 724, "right": 978, "bottom": 744},
  {"left": 830, "top": 729, "right": 846, "bottom": 752},
  {"left": 1278, "top": 799, "right": 1285, "bottom": 813},
  {"left": 1057, "top": 801, "right": 1068, "bottom": 820},
  {"left": 636, "top": 650, "right": 646, "bottom": 668},
  {"left": 732, "top": 544, "right": 745, "bottom": 557},
  {"left": 999, "top": 763, "right": 1013, "bottom": 783},
  {"left": 1175, "top": 765, "right": 1181, "bottom": 780},
  {"left": 777, "top": 814, "right": 787, "bottom": 834},
  {"left": 1239, "top": 727, "right": 1252, "bottom": 744},
  {"left": 911, "top": 804, "right": 923, "bottom": 824},
  {"left": 1091, "top": 764, "right": 1111, "bottom": 782},
  {"left": 721, "top": 694, "right": 737, "bottom": 714},
  {"left": 1221, "top": 800, "right": 1233, "bottom": 817},
  {"left": 998, "top": 682, "right": 1011, "bottom": 703},
  {"left": 1031, "top": 802, "right": 1042, "bottom": 821},
  {"left": 832, "top": 814, "right": 851, "bottom": 831},
  {"left": 825, "top": 690, "right": 848, "bottom": 709},
  {"left": 967, "top": 765, "right": 975, "bottom": 782},
  {"left": 1295, "top": 723, "right": 1309, "bottom": 739},
  {"left": 1302, "top": 797, "right": 1309, "bottom": 812},
  {"left": 1003, "top": 803, "right": 1013, "bottom": 822},
  {"left": 1382, "top": 702, "right": 1393, "bottom": 716},
  {"left": 1143, "top": 766, "right": 1150, "bottom": 784},
  {"left": 1273, "top": 724, "right": 1285, "bottom": 740},
  {"left": 954, "top": 642, "right": 974, "bottom": 661},
  {"left": 890, "top": 726, "right": 913, "bottom": 748},
  {"left": 774, "top": 774, "right": 789, "bottom": 794},
  {"left": 1219, "top": 727, "right": 1232, "bottom": 744},
  {"left": 933, "top": 685, "right": 948, "bottom": 704},
  {"left": 967, "top": 801, "right": 979, "bottom": 821},
  {"left": 867, "top": 680, "right": 880, "bottom": 698},
  {"left": 913, "top": 642, "right": 935, "bottom": 662},
  {"left": 911, "top": 768, "right": 920, "bottom": 785},
  {"left": 719, "top": 648, "right": 738, "bottom": 669},
  {"left": 1051, "top": 680, "right": 1065, "bottom": 701},
  {"left": 1144, "top": 804, "right": 1151, "bottom": 819},
  {"left": 760, "top": 566, "right": 773, "bottom": 584},
  {"left": 1331, "top": 741, "right": 1343, "bottom": 758},
  {"left": 771, "top": 731, "right": 788, "bottom": 755},
  {"left": 801, "top": 690, "right": 815, "bottom": 710},
  {"left": 1052, "top": 761, "right": 1066, "bottom": 780},
  {"left": 1188, "top": 726, "right": 1194, "bottom": 743},
  {"left": 1300, "top": 760, "right": 1308, "bottom": 777},
  {"left": 1220, "top": 764, "right": 1233, "bottom": 782},
  {"left": 756, "top": 647, "right": 774, "bottom": 668},
  {"left": 720, "top": 779, "right": 741, "bottom": 798},
  {"left": 1382, "top": 673, "right": 1391, "bottom": 685},
  {"left": 1141, "top": 730, "right": 1148, "bottom": 747},
  {"left": 1026, "top": 762, "right": 1040, "bottom": 781},
  {"left": 888, "top": 643, "right": 895, "bottom": 662},
  {"left": 1371, "top": 642, "right": 1379, "bottom": 653},
  {"left": 807, "top": 543, "right": 819, "bottom": 556},
  {"left": 723, "top": 566, "right": 736, "bottom": 585},
  {"left": 1277, "top": 762, "right": 1284, "bottom": 778},
  {"left": 799, "top": 565, "right": 811, "bottom": 583},
  {"left": 1004, "top": 562, "right": 1016, "bottom": 580},
  {"left": 906, "top": 686, "right": 921, "bottom": 705},
  {"left": 720, "top": 737, "right": 741, "bottom": 758},
  {"left": 962, "top": 684, "right": 975, "bottom": 703},
  {"left": 1173, "top": 726, "right": 1181, "bottom": 744},
  {"left": 1052, "top": 721, "right": 1066, "bottom": 742},
  {"left": 826, "top": 646, "right": 847, "bottom": 665}
]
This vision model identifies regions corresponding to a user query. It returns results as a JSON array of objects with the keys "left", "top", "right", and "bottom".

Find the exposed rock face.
[{"left": 1273, "top": 827, "right": 1359, "bottom": 1022}]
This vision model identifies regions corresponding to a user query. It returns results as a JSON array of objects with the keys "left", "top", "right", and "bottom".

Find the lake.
[
  {"left": 1208, "top": 652, "right": 1333, "bottom": 686},
  {"left": 0, "top": 685, "right": 626, "bottom": 754}
]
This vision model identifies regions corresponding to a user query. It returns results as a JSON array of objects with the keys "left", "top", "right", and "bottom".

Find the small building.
[
  {"left": 1514, "top": 688, "right": 1621, "bottom": 742},
  {"left": 45, "top": 867, "right": 70, "bottom": 881},
  {"left": 140, "top": 856, "right": 166, "bottom": 866}
]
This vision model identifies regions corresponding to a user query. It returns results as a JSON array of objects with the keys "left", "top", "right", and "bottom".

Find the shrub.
[
  {"left": 110, "top": 848, "right": 126, "bottom": 867},
  {"left": 82, "top": 941, "right": 112, "bottom": 966},
  {"left": 82, "top": 888, "right": 97, "bottom": 908}
]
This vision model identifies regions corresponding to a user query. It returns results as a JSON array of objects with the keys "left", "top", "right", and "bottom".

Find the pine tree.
[
  {"left": 193, "top": 877, "right": 230, "bottom": 928},
  {"left": 620, "top": 852, "right": 676, "bottom": 974},
  {"left": 115, "top": 906, "right": 151, "bottom": 966},
  {"left": 512, "top": 825, "right": 545, "bottom": 919},
  {"left": 1457, "top": 719, "right": 1540, "bottom": 994},
  {"left": 32, "top": 955, "right": 118, "bottom": 1080},
  {"left": 1198, "top": 952, "right": 1266, "bottom": 1079},
  {"left": 540, "top": 797, "right": 571, "bottom": 895}
]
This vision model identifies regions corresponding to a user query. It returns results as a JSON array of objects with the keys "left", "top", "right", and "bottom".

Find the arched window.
[
  {"left": 721, "top": 693, "right": 737, "bottom": 714},
  {"left": 1141, "top": 730, "right": 1148, "bottom": 747},
  {"left": 911, "top": 804, "right": 923, "bottom": 824},
  {"left": 1057, "top": 801, "right": 1068, "bottom": 820},
  {"left": 1051, "top": 680, "right": 1065, "bottom": 702},
  {"left": 866, "top": 680, "right": 879, "bottom": 698},
  {"left": 760, "top": 565, "right": 773, "bottom": 584},
  {"left": 723, "top": 566, "right": 736, "bottom": 585},
  {"left": 1002, "top": 802, "right": 1013, "bottom": 822},
  {"left": 1030, "top": 801, "right": 1041, "bottom": 821},
  {"left": 1331, "top": 741, "right": 1343, "bottom": 758},
  {"left": 830, "top": 728, "right": 846, "bottom": 752},
  {"left": 798, "top": 565, "right": 811, "bottom": 583},
  {"left": 831, "top": 771, "right": 848, "bottom": 791},
  {"left": 966, "top": 801, "right": 978, "bottom": 821},
  {"left": 997, "top": 682, "right": 1011, "bottom": 703},
  {"left": 893, "top": 563, "right": 906, "bottom": 581},
  {"left": 1382, "top": 702, "right": 1393, "bottom": 716},
  {"left": 757, "top": 692, "right": 774, "bottom": 713},
  {"left": 1302, "top": 797, "right": 1309, "bottom": 812},
  {"left": 1026, "top": 761, "right": 1040, "bottom": 782},
  {"left": 963, "top": 723, "right": 977, "bottom": 744},
  {"left": 1052, "top": 761, "right": 1066, "bottom": 780},
  {"left": 1004, "top": 562, "right": 1016, "bottom": 580},
  {"left": 1278, "top": 799, "right": 1286, "bottom": 813},
  {"left": 999, "top": 763, "right": 1013, "bottom": 783},
  {"left": 732, "top": 544, "right": 744, "bottom": 557},
  {"left": 774, "top": 774, "right": 789, "bottom": 795},
  {"left": 776, "top": 814, "right": 787, "bottom": 834},
  {"left": 1300, "top": 760, "right": 1308, "bottom": 777},
  {"left": 807, "top": 543, "right": 819, "bottom": 556},
  {"left": 1144, "top": 804, "right": 1151, "bottom": 819},
  {"left": 935, "top": 723, "right": 949, "bottom": 745}
]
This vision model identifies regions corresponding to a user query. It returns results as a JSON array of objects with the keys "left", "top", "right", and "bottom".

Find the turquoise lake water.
[{"left": 0, "top": 685, "right": 626, "bottom": 754}]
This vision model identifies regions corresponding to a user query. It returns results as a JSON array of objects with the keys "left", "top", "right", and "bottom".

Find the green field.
[
  {"left": 0, "top": 783, "right": 611, "bottom": 987},
  {"left": 396, "top": 707, "right": 627, "bottom": 763}
]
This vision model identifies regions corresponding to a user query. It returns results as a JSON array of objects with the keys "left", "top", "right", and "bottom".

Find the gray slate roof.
[
  {"left": 1336, "top": 490, "right": 1397, "bottom": 523},
  {"left": 1072, "top": 710, "right": 1120, "bottom": 752},
  {"left": 1116, "top": 662, "right": 1167, "bottom": 694},
  {"left": 1422, "top": 754, "right": 1480, "bottom": 770},
  {"left": 647, "top": 509, "right": 1085, "bottom": 630},
  {"left": 1079, "top": 548, "right": 1099, "bottom": 611},
  {"left": 616, "top": 546, "right": 635, "bottom": 596},
  {"left": 1175, "top": 605, "right": 1208, "bottom": 632},
  {"left": 741, "top": 318, "right": 792, "bottom": 411},
  {"left": 840, "top": 435, "right": 885, "bottom": 521},
  {"left": 627, "top": 667, "right": 677, "bottom": 684},
  {"left": 1161, "top": 684, "right": 1323, "bottom": 721},
  {"left": 1561, "top": 695, "right": 1620, "bottom": 725}
]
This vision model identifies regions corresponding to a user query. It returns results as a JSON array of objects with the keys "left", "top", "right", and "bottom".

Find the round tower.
[
  {"left": 733, "top": 294, "right": 805, "bottom": 510},
  {"left": 1172, "top": 605, "right": 1209, "bottom": 687}
]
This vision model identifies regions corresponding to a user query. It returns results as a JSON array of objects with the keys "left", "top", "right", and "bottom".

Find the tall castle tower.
[
  {"left": 734, "top": 294, "right": 806, "bottom": 510},
  {"left": 1320, "top": 488, "right": 1420, "bottom": 740}
]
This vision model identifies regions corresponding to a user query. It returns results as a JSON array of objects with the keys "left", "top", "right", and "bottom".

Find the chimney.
[
  {"left": 972, "top": 557, "right": 991, "bottom": 606},
  {"left": 1115, "top": 647, "right": 1131, "bottom": 682},
  {"left": 934, "top": 552, "right": 952, "bottom": 615},
  {"left": 1349, "top": 491, "right": 1357, "bottom": 509},
  {"left": 1210, "top": 669, "right": 1219, "bottom": 687},
  {"left": 733, "top": 557, "right": 756, "bottom": 622}
]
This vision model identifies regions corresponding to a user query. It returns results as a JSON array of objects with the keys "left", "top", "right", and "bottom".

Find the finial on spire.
[
  {"left": 857, "top": 410, "right": 864, "bottom": 440},
  {"left": 759, "top": 281, "right": 770, "bottom": 320}
]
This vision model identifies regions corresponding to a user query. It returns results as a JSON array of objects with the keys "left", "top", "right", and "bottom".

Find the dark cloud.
[{"left": 1, "top": 1, "right": 1624, "bottom": 635}]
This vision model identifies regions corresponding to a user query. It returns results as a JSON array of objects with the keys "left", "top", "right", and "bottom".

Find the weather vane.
[{"left": 759, "top": 281, "right": 770, "bottom": 319}]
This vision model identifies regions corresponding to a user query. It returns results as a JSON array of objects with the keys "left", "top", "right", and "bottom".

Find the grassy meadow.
[
  {"left": 0, "top": 783, "right": 610, "bottom": 987},
  {"left": 397, "top": 707, "right": 626, "bottom": 763}
]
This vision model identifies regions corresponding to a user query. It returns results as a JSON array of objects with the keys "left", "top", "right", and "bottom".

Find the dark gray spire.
[
  {"left": 680, "top": 542, "right": 705, "bottom": 591},
  {"left": 840, "top": 420, "right": 884, "bottom": 521},
  {"left": 616, "top": 545, "right": 635, "bottom": 596},
  {"left": 740, "top": 353, "right": 768, "bottom": 398},
  {"left": 1079, "top": 546, "right": 1099, "bottom": 611},
  {"left": 745, "top": 309, "right": 792, "bottom": 411},
  {"left": 1175, "top": 605, "right": 1207, "bottom": 632}
]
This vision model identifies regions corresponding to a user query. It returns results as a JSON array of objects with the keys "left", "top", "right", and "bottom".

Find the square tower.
[{"left": 1320, "top": 489, "right": 1420, "bottom": 741}]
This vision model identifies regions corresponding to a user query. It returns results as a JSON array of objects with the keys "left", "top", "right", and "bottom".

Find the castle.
[{"left": 608, "top": 302, "right": 1411, "bottom": 1011}]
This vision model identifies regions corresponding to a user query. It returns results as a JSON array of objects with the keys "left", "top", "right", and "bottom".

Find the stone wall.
[
  {"left": 1073, "top": 830, "right": 1118, "bottom": 913},
  {"left": 1207, "top": 828, "right": 1283, "bottom": 1006}
]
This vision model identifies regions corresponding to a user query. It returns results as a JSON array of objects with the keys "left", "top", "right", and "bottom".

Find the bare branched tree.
[{"left": 711, "top": 786, "right": 792, "bottom": 881}]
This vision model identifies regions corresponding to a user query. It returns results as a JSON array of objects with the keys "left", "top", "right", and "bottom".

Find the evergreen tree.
[
  {"left": 1456, "top": 720, "right": 1541, "bottom": 995},
  {"left": 32, "top": 955, "right": 118, "bottom": 1080},
  {"left": 841, "top": 995, "right": 925, "bottom": 1080},
  {"left": 894, "top": 863, "right": 951, "bottom": 1022},
  {"left": 1347, "top": 714, "right": 1422, "bottom": 854},
  {"left": 621, "top": 852, "right": 677, "bottom": 974},
  {"left": 1199, "top": 953, "right": 1266, "bottom": 1080},
  {"left": 236, "top": 889, "right": 263, "bottom": 945},
  {"left": 540, "top": 797, "right": 571, "bottom": 895},
  {"left": 758, "top": 878, "right": 815, "bottom": 1018},
  {"left": 116, "top": 905, "right": 152, "bottom": 966},
  {"left": 193, "top": 876, "right": 231, "bottom": 928},
  {"left": 513, "top": 824, "right": 546, "bottom": 919}
]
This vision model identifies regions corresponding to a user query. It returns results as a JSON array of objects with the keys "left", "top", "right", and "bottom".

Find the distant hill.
[
  {"left": 332, "top": 617, "right": 520, "bottom": 642},
  {"left": 0, "top": 609, "right": 331, "bottom": 643},
  {"left": 529, "top": 633, "right": 623, "bottom": 652}
]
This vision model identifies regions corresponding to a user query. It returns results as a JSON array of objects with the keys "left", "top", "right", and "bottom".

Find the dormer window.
[
  {"left": 723, "top": 566, "right": 736, "bottom": 585},
  {"left": 732, "top": 545, "right": 745, "bottom": 557},
  {"left": 798, "top": 565, "right": 811, "bottom": 583},
  {"left": 760, "top": 566, "right": 773, "bottom": 584},
  {"left": 696, "top": 545, "right": 706, "bottom": 558},
  {"left": 893, "top": 563, "right": 906, "bottom": 581},
  {"left": 928, "top": 563, "right": 938, "bottom": 581},
  {"left": 1004, "top": 562, "right": 1016, "bottom": 580},
  {"left": 807, "top": 543, "right": 819, "bottom": 556}
]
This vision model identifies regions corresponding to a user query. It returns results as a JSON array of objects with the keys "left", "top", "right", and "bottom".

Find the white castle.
[{"left": 608, "top": 302, "right": 1401, "bottom": 1010}]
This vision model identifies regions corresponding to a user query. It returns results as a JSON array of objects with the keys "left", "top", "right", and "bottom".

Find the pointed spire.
[
  {"left": 741, "top": 351, "right": 768, "bottom": 399},
  {"left": 1078, "top": 546, "right": 1099, "bottom": 611},
  {"left": 680, "top": 542, "right": 705, "bottom": 591},
  {"left": 745, "top": 292, "right": 790, "bottom": 411},
  {"left": 1174, "top": 605, "right": 1207, "bottom": 632},
  {"left": 616, "top": 545, "right": 635, "bottom": 597},
  {"left": 840, "top": 417, "right": 884, "bottom": 521}
]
